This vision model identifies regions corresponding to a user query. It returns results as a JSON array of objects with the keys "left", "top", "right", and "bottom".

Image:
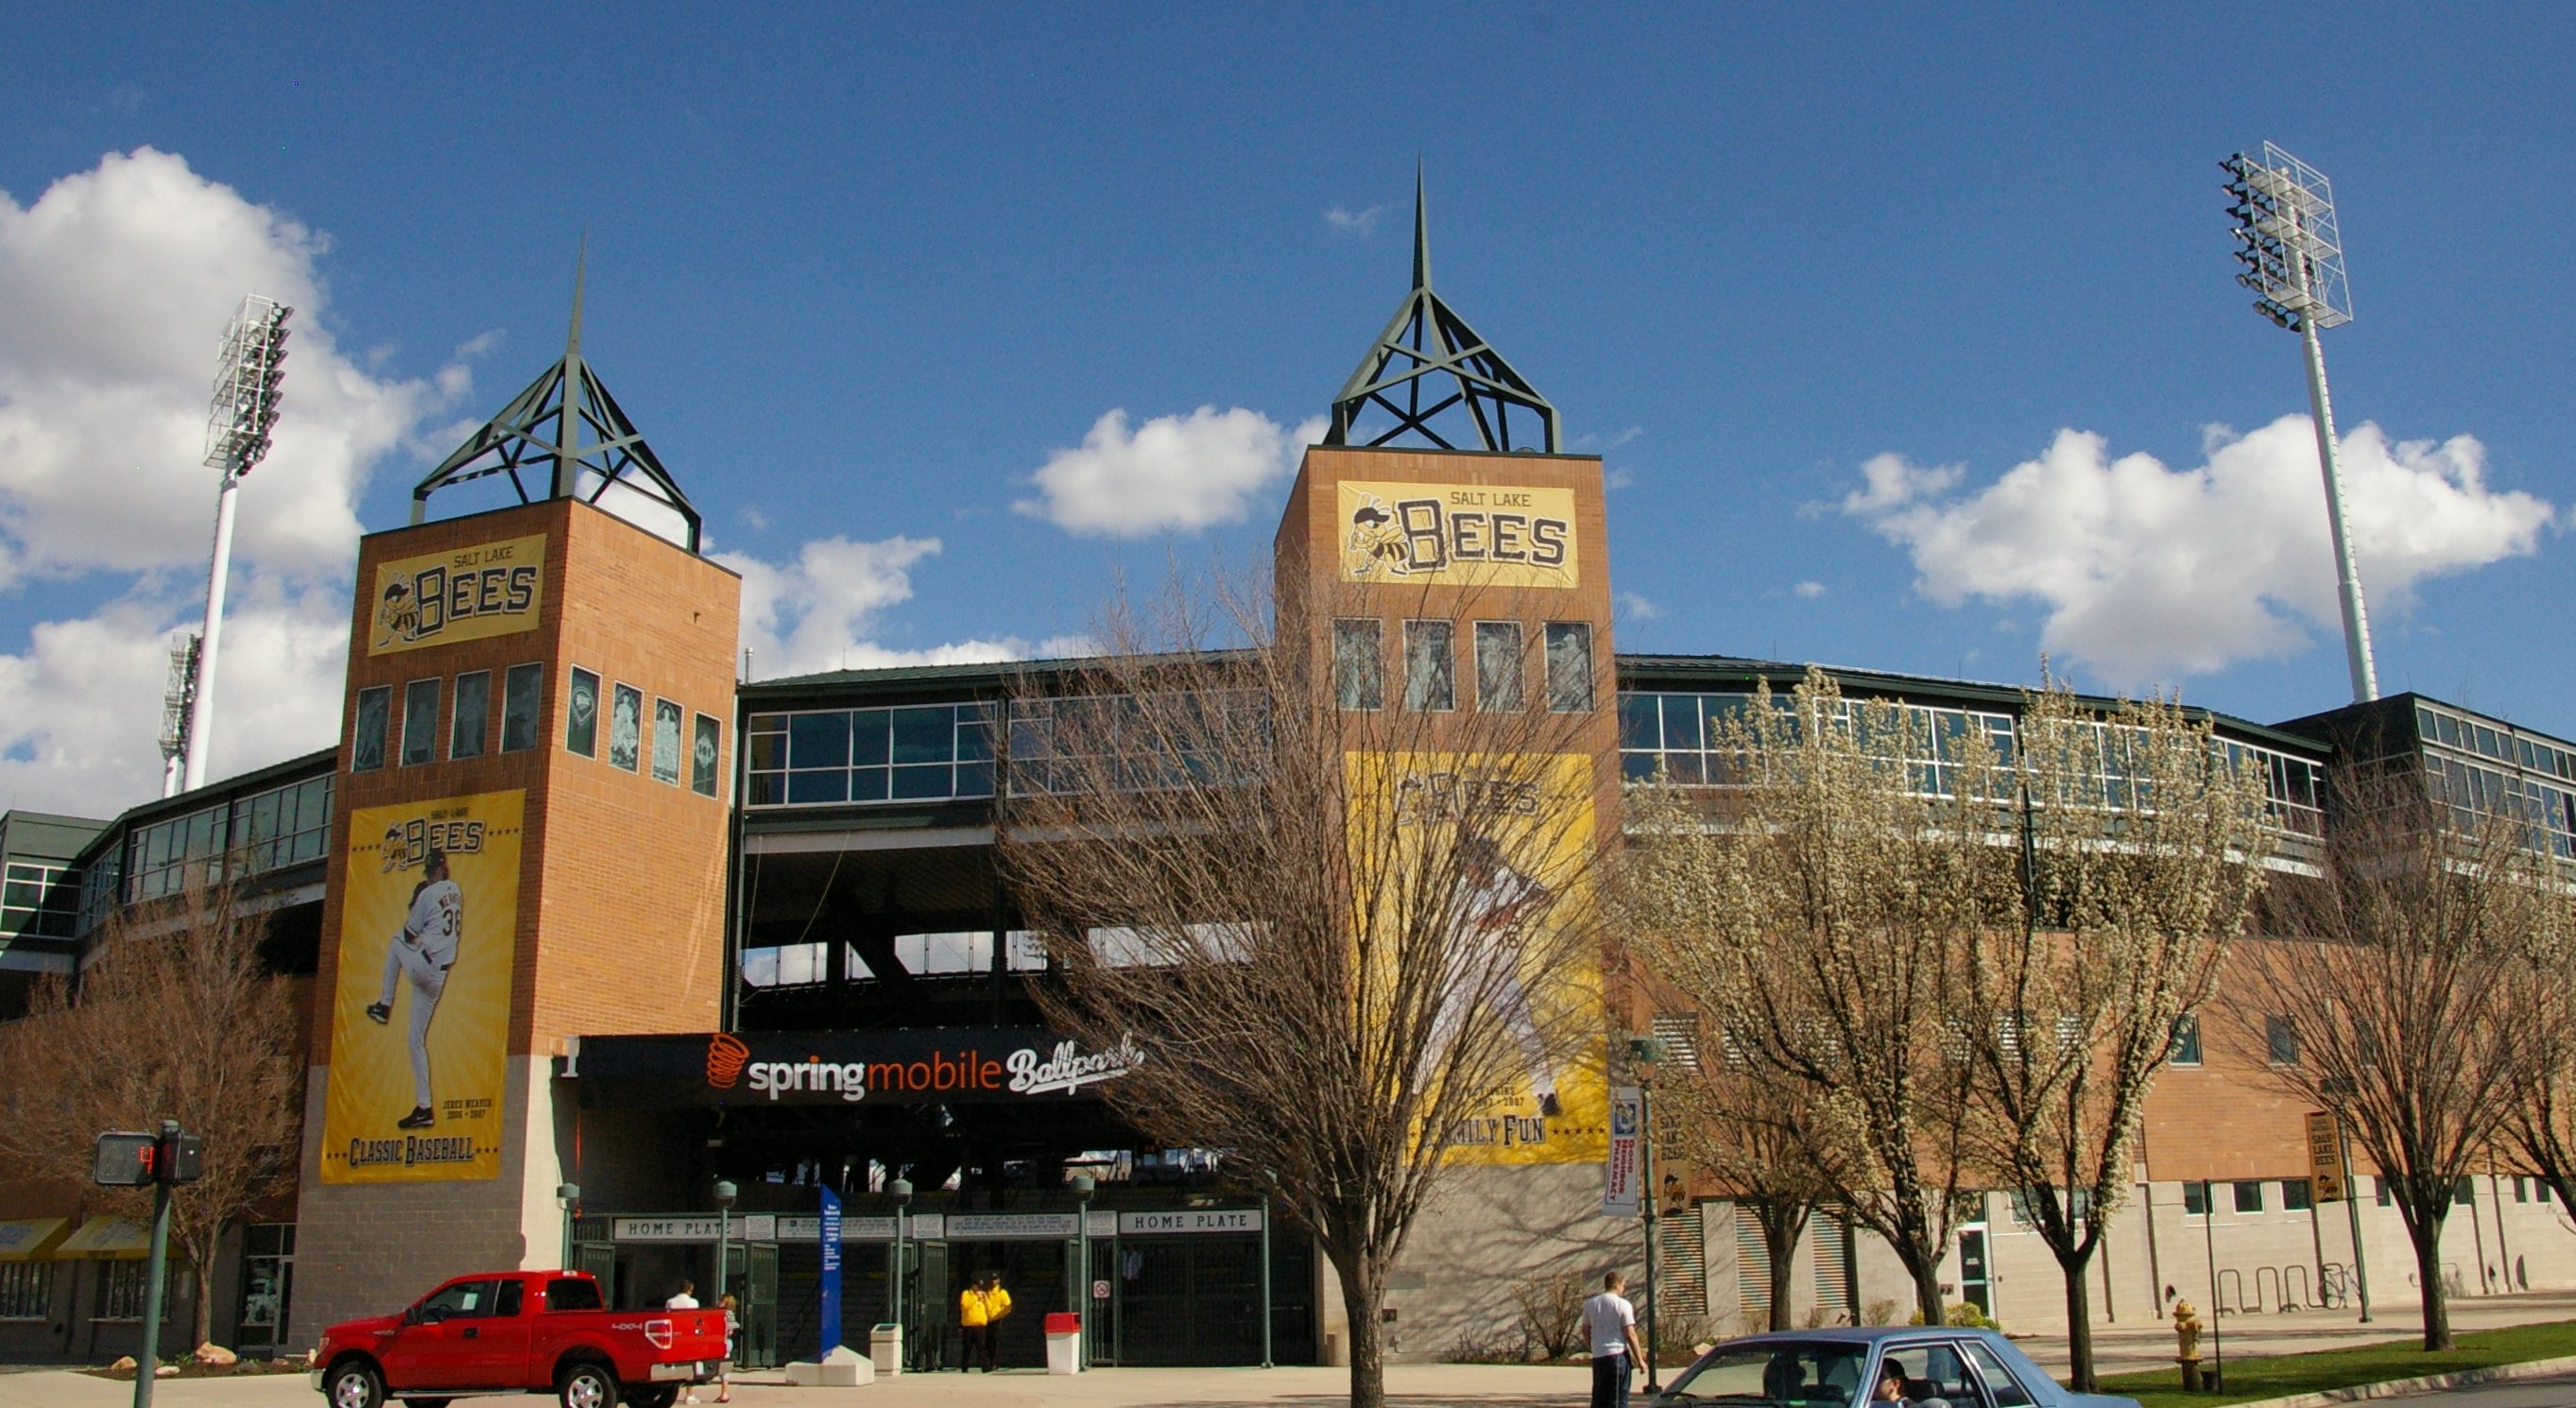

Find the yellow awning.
[
  {"left": 58, "top": 1217, "right": 150, "bottom": 1259},
  {"left": 0, "top": 1218, "right": 71, "bottom": 1261}
]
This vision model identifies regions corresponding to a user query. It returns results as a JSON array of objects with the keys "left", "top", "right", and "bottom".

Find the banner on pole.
[
  {"left": 817, "top": 1186, "right": 843, "bottom": 1359},
  {"left": 2306, "top": 1111, "right": 2348, "bottom": 1202},
  {"left": 1603, "top": 1085, "right": 1642, "bottom": 1218}
]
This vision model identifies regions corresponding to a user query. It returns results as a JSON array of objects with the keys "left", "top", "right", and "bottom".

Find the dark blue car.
[{"left": 1651, "top": 1327, "right": 2141, "bottom": 1408}]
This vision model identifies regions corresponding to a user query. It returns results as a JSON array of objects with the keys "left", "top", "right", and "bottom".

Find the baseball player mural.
[
  {"left": 367, "top": 845, "right": 463, "bottom": 1130},
  {"left": 1429, "top": 829, "right": 1561, "bottom": 1118},
  {"left": 322, "top": 789, "right": 524, "bottom": 1183}
]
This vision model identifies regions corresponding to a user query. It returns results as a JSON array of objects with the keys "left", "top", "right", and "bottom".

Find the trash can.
[
  {"left": 869, "top": 1324, "right": 902, "bottom": 1378},
  {"left": 1043, "top": 1312, "right": 1083, "bottom": 1375}
]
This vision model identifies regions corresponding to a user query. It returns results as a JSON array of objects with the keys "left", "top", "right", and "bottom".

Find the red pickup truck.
[{"left": 311, "top": 1270, "right": 727, "bottom": 1408}]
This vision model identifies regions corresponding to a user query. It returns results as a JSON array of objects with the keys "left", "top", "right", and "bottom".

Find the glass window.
[
  {"left": 2234, "top": 1180, "right": 2266, "bottom": 1213},
  {"left": 2170, "top": 1014, "right": 2203, "bottom": 1067},
  {"left": 1960, "top": 1341, "right": 2037, "bottom": 1408},
  {"left": 97, "top": 1261, "right": 150, "bottom": 1320},
  {"left": 2184, "top": 1181, "right": 2210, "bottom": 1216},
  {"left": 692, "top": 714, "right": 722, "bottom": 798},
  {"left": 401, "top": 678, "right": 439, "bottom": 765},
  {"left": 501, "top": 662, "right": 543, "bottom": 752},
  {"left": 1544, "top": 622, "right": 1594, "bottom": 713},
  {"left": 564, "top": 668, "right": 600, "bottom": 758},
  {"left": 609, "top": 684, "right": 643, "bottom": 772},
  {"left": 417, "top": 1279, "right": 499, "bottom": 1321},
  {"left": 0, "top": 1262, "right": 51, "bottom": 1319},
  {"left": 2284, "top": 1177, "right": 2313, "bottom": 1211},
  {"left": 451, "top": 671, "right": 490, "bottom": 760},
  {"left": 1877, "top": 1343, "right": 1977, "bottom": 1406},
  {"left": 1658, "top": 1343, "right": 1869, "bottom": 1405},
  {"left": 1333, "top": 619, "right": 1382, "bottom": 711},
  {"left": 1474, "top": 622, "right": 1524, "bottom": 712},
  {"left": 2376, "top": 1176, "right": 2393, "bottom": 1207},
  {"left": 352, "top": 686, "right": 390, "bottom": 772},
  {"left": 891, "top": 706, "right": 953, "bottom": 764},
  {"left": 2266, "top": 1014, "right": 2300, "bottom": 1066},
  {"left": 2455, "top": 1176, "right": 2476, "bottom": 1208},
  {"left": 1403, "top": 620, "right": 1455, "bottom": 712},
  {"left": 546, "top": 1278, "right": 602, "bottom": 1313},
  {"left": 652, "top": 698, "right": 682, "bottom": 784}
]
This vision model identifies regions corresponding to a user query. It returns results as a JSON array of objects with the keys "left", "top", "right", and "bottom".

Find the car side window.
[
  {"left": 494, "top": 1279, "right": 524, "bottom": 1317},
  {"left": 546, "top": 1278, "right": 603, "bottom": 1312},
  {"left": 1879, "top": 1342, "right": 1978, "bottom": 1407},
  {"left": 1960, "top": 1340, "right": 2036, "bottom": 1408},
  {"left": 419, "top": 1279, "right": 498, "bottom": 1321}
]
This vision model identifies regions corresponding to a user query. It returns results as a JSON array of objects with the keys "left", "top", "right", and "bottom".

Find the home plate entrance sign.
[{"left": 1118, "top": 1209, "right": 1264, "bottom": 1235}]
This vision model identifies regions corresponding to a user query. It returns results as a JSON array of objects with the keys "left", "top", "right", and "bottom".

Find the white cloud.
[
  {"left": 1846, "top": 417, "right": 2556, "bottom": 688},
  {"left": 1794, "top": 580, "right": 1827, "bottom": 599},
  {"left": 720, "top": 534, "right": 1085, "bottom": 680},
  {"left": 1618, "top": 592, "right": 1662, "bottom": 621},
  {"left": 1015, "top": 406, "right": 1326, "bottom": 538},
  {"left": 0, "top": 149, "right": 474, "bottom": 813},
  {"left": 1326, "top": 206, "right": 1386, "bottom": 237}
]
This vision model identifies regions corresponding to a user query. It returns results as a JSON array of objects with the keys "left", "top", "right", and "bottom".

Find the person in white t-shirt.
[
  {"left": 665, "top": 1279, "right": 699, "bottom": 1309},
  {"left": 1582, "top": 1271, "right": 1646, "bottom": 1408}
]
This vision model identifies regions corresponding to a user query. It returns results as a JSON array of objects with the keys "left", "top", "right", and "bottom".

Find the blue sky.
[{"left": 1, "top": 6, "right": 2568, "bottom": 810}]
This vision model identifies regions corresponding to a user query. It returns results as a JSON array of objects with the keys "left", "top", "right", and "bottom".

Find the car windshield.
[{"left": 1660, "top": 1342, "right": 1871, "bottom": 1408}]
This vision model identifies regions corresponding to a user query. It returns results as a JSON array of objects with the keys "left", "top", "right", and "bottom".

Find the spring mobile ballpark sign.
[
  {"left": 369, "top": 533, "right": 546, "bottom": 656},
  {"left": 1339, "top": 482, "right": 1579, "bottom": 588},
  {"left": 321, "top": 790, "right": 524, "bottom": 1183}
]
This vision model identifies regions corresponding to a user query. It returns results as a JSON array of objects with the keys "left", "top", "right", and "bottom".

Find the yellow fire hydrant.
[{"left": 2172, "top": 1297, "right": 2205, "bottom": 1392}]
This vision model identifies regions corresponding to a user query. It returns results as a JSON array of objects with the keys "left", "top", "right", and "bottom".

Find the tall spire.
[
  {"left": 1412, "top": 161, "right": 1431, "bottom": 293},
  {"left": 566, "top": 233, "right": 588, "bottom": 359},
  {"left": 1327, "top": 168, "right": 1558, "bottom": 454},
  {"left": 408, "top": 243, "right": 703, "bottom": 550}
]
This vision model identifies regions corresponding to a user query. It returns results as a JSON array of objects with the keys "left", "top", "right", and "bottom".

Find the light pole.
[
  {"left": 2222, "top": 143, "right": 2376, "bottom": 704},
  {"left": 889, "top": 1177, "right": 913, "bottom": 1359},
  {"left": 179, "top": 297, "right": 292, "bottom": 792},
  {"left": 713, "top": 1179, "right": 737, "bottom": 1309},
  {"left": 1071, "top": 1175, "right": 1094, "bottom": 1370},
  {"left": 1628, "top": 1037, "right": 1663, "bottom": 1389},
  {"left": 557, "top": 1183, "right": 581, "bottom": 1272}
]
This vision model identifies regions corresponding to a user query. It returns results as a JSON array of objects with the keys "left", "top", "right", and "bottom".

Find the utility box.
[{"left": 869, "top": 1324, "right": 902, "bottom": 1377}]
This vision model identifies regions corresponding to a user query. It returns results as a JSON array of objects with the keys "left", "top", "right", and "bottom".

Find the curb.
[{"left": 2215, "top": 1351, "right": 2576, "bottom": 1408}]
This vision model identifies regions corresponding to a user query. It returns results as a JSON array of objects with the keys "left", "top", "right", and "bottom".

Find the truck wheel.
[
  {"left": 325, "top": 1361, "right": 386, "bottom": 1408},
  {"left": 557, "top": 1360, "right": 621, "bottom": 1408}
]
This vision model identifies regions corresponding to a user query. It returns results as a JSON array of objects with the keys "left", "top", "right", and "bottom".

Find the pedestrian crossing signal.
[{"left": 94, "top": 1132, "right": 157, "bottom": 1187}]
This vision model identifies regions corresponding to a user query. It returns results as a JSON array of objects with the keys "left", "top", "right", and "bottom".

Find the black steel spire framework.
[
  {"left": 1327, "top": 168, "right": 1559, "bottom": 455},
  {"left": 409, "top": 242, "right": 703, "bottom": 550}
]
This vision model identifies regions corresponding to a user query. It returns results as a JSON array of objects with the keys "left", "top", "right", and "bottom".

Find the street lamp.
[
  {"left": 2222, "top": 143, "right": 2377, "bottom": 704},
  {"left": 1627, "top": 1036, "right": 1664, "bottom": 1389},
  {"left": 1071, "top": 1175, "right": 1095, "bottom": 1370},
  {"left": 556, "top": 1183, "right": 581, "bottom": 1272},
  {"left": 712, "top": 1179, "right": 737, "bottom": 1308},
  {"left": 889, "top": 1177, "right": 913, "bottom": 1356}
]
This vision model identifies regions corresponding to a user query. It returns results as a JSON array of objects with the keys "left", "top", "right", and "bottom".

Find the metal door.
[
  {"left": 575, "top": 1243, "right": 617, "bottom": 1306},
  {"left": 1957, "top": 1227, "right": 1992, "bottom": 1315},
  {"left": 727, "top": 1242, "right": 780, "bottom": 1368}
]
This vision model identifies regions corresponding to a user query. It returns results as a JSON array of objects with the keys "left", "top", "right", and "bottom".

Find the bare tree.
[
  {"left": 996, "top": 573, "right": 1609, "bottom": 1408},
  {"left": 1956, "top": 684, "right": 2275, "bottom": 1389},
  {"left": 1619, "top": 670, "right": 1984, "bottom": 1326},
  {"left": 2234, "top": 769, "right": 2558, "bottom": 1350},
  {"left": 0, "top": 862, "right": 306, "bottom": 1348},
  {"left": 2503, "top": 932, "right": 2576, "bottom": 1216},
  {"left": 1646, "top": 1030, "right": 1829, "bottom": 1332}
]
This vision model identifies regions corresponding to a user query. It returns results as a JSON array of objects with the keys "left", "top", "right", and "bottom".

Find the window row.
[
  {"left": 745, "top": 703, "right": 995, "bottom": 808},
  {"left": 2418, "top": 703, "right": 2576, "bottom": 781},
  {"left": 2, "top": 861, "right": 77, "bottom": 940},
  {"left": 1332, "top": 618, "right": 1595, "bottom": 713},
  {"left": 563, "top": 668, "right": 723, "bottom": 797},
  {"left": 125, "top": 774, "right": 335, "bottom": 905},
  {"left": 1616, "top": 690, "right": 2327, "bottom": 833},
  {"left": 2424, "top": 754, "right": 2576, "bottom": 861},
  {"left": 352, "top": 662, "right": 544, "bottom": 771},
  {"left": 0, "top": 1262, "right": 47, "bottom": 1320}
]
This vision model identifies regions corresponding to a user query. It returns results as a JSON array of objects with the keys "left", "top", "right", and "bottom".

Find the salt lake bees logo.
[
  {"left": 1338, "top": 484, "right": 1574, "bottom": 585},
  {"left": 368, "top": 534, "right": 547, "bottom": 656},
  {"left": 373, "top": 577, "right": 423, "bottom": 649}
]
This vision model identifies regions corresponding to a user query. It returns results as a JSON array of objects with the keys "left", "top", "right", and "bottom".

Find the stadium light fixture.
[
  {"left": 178, "top": 295, "right": 293, "bottom": 791},
  {"left": 2222, "top": 144, "right": 2377, "bottom": 702}
]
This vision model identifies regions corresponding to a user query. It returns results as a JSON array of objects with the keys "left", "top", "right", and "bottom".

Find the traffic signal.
[
  {"left": 94, "top": 1132, "right": 157, "bottom": 1187},
  {"left": 160, "top": 1132, "right": 205, "bottom": 1184}
]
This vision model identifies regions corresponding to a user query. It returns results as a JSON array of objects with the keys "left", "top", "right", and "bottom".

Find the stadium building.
[{"left": 3, "top": 193, "right": 2573, "bottom": 1368}]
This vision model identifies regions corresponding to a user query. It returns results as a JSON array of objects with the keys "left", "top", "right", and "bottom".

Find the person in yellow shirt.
[{"left": 958, "top": 1271, "right": 1012, "bottom": 1372}]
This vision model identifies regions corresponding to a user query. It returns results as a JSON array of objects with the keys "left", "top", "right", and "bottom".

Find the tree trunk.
[
  {"left": 1904, "top": 1248, "right": 1944, "bottom": 1327},
  {"left": 2058, "top": 1246, "right": 2096, "bottom": 1391},
  {"left": 1757, "top": 1202, "right": 1809, "bottom": 1332},
  {"left": 1335, "top": 1249, "right": 1388, "bottom": 1408},
  {"left": 193, "top": 1254, "right": 215, "bottom": 1350},
  {"left": 2411, "top": 1213, "right": 2454, "bottom": 1351}
]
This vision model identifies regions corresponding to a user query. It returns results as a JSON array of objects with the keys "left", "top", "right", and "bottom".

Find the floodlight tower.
[
  {"left": 180, "top": 296, "right": 292, "bottom": 791},
  {"left": 2223, "top": 144, "right": 2377, "bottom": 702}
]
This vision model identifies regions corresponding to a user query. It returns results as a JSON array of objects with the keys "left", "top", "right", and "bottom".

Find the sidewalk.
[{"left": 2013, "top": 1289, "right": 2576, "bottom": 1379}]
